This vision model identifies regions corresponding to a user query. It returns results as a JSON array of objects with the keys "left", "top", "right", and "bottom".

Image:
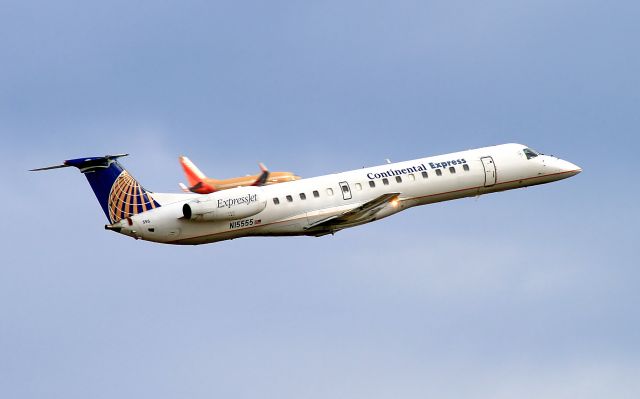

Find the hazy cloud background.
[{"left": 1, "top": 1, "right": 638, "bottom": 398}]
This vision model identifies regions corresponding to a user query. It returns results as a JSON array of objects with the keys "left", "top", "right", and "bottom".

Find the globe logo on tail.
[{"left": 108, "top": 171, "right": 159, "bottom": 223}]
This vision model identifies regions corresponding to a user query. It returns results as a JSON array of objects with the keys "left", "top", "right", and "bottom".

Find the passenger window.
[
  {"left": 408, "top": 174, "right": 415, "bottom": 181},
  {"left": 327, "top": 188, "right": 334, "bottom": 196},
  {"left": 449, "top": 167, "right": 456, "bottom": 174},
  {"left": 395, "top": 176, "right": 402, "bottom": 183},
  {"left": 273, "top": 197, "right": 280, "bottom": 205},
  {"left": 382, "top": 178, "right": 389, "bottom": 185},
  {"left": 299, "top": 193, "right": 306, "bottom": 200},
  {"left": 422, "top": 171, "right": 428, "bottom": 179},
  {"left": 436, "top": 169, "right": 442, "bottom": 176},
  {"left": 342, "top": 185, "right": 349, "bottom": 193},
  {"left": 313, "top": 190, "right": 319, "bottom": 198},
  {"left": 286, "top": 195, "right": 293, "bottom": 202},
  {"left": 463, "top": 164, "right": 470, "bottom": 171},
  {"left": 355, "top": 183, "right": 362, "bottom": 191},
  {"left": 369, "top": 181, "right": 376, "bottom": 188}
]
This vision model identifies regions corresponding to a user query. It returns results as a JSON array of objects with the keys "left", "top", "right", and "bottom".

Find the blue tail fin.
[{"left": 36, "top": 154, "right": 161, "bottom": 223}]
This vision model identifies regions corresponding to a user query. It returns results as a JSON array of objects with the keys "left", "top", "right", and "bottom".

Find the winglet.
[{"left": 252, "top": 162, "right": 270, "bottom": 186}]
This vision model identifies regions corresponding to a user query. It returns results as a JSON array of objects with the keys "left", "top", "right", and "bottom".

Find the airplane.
[
  {"left": 179, "top": 155, "right": 300, "bottom": 194},
  {"left": 31, "top": 143, "right": 581, "bottom": 245}
]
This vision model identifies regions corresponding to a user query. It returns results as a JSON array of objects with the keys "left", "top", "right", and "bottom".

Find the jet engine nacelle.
[{"left": 183, "top": 186, "right": 267, "bottom": 222}]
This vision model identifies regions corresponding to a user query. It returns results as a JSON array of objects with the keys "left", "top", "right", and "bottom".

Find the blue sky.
[{"left": 1, "top": 1, "right": 638, "bottom": 398}]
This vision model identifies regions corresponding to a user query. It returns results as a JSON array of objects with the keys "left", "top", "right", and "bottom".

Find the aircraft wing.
[{"left": 305, "top": 192, "right": 400, "bottom": 234}]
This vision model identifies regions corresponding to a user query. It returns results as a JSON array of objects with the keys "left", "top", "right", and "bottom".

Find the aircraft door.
[
  {"left": 481, "top": 156, "right": 497, "bottom": 187},
  {"left": 339, "top": 181, "right": 352, "bottom": 200}
]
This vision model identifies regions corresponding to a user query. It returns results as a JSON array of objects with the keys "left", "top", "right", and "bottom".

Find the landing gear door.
[
  {"left": 339, "top": 181, "right": 352, "bottom": 200},
  {"left": 481, "top": 156, "right": 497, "bottom": 187}
]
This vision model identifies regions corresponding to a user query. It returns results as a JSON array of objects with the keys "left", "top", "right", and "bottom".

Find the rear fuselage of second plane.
[{"left": 112, "top": 143, "right": 581, "bottom": 245}]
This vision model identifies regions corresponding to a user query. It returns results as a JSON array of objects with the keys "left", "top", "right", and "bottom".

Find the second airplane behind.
[{"left": 179, "top": 156, "right": 300, "bottom": 194}]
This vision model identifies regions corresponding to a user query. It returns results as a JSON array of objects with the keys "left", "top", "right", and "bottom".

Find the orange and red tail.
[
  {"left": 179, "top": 156, "right": 207, "bottom": 187},
  {"left": 179, "top": 156, "right": 217, "bottom": 193}
]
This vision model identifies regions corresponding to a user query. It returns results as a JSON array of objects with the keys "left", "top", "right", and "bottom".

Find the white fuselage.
[{"left": 113, "top": 143, "right": 581, "bottom": 245}]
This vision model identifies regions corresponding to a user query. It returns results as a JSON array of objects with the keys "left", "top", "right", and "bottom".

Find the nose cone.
[{"left": 557, "top": 159, "right": 582, "bottom": 177}]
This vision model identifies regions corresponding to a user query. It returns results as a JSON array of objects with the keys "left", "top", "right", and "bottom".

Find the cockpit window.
[{"left": 523, "top": 148, "right": 540, "bottom": 160}]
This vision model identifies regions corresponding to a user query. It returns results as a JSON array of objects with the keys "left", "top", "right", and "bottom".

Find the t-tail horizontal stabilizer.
[{"left": 29, "top": 154, "right": 129, "bottom": 172}]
